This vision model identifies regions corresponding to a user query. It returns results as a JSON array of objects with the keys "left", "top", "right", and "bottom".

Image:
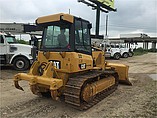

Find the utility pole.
[
  {"left": 95, "top": 4, "right": 100, "bottom": 37},
  {"left": 20, "top": 34, "right": 21, "bottom": 40},
  {"left": 69, "top": 9, "right": 71, "bottom": 14},
  {"left": 105, "top": 15, "right": 108, "bottom": 40}
]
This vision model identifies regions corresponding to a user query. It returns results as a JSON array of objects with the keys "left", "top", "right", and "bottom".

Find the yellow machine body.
[
  {"left": 13, "top": 13, "right": 132, "bottom": 110},
  {"left": 14, "top": 50, "right": 131, "bottom": 99}
]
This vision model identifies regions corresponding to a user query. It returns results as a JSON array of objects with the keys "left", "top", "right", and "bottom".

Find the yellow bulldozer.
[{"left": 13, "top": 13, "right": 132, "bottom": 110}]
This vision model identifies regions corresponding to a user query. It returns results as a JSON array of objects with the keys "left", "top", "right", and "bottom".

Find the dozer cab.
[{"left": 14, "top": 13, "right": 132, "bottom": 110}]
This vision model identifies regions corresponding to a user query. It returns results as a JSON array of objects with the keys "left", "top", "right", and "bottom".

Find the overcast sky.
[{"left": 0, "top": 0, "right": 157, "bottom": 38}]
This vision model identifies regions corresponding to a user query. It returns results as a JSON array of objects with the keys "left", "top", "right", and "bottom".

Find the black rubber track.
[{"left": 64, "top": 70, "right": 119, "bottom": 110}]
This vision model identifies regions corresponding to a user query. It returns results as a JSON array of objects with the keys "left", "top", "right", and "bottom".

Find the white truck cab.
[
  {"left": 100, "top": 43, "right": 121, "bottom": 60},
  {"left": 0, "top": 32, "right": 35, "bottom": 70},
  {"left": 116, "top": 44, "right": 134, "bottom": 57}
]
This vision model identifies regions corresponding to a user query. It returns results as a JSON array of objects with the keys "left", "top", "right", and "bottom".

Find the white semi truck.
[{"left": 0, "top": 32, "right": 36, "bottom": 70}]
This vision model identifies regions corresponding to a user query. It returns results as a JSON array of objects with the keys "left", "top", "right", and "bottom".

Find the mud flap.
[{"left": 106, "top": 63, "right": 132, "bottom": 86}]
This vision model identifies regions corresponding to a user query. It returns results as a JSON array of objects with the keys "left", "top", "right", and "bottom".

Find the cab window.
[
  {"left": 115, "top": 45, "right": 119, "bottom": 48},
  {"left": 111, "top": 45, "right": 115, "bottom": 48},
  {"left": 75, "top": 19, "right": 91, "bottom": 54},
  {"left": 42, "top": 25, "right": 70, "bottom": 49},
  {"left": 0, "top": 35, "right": 4, "bottom": 44},
  {"left": 5, "top": 36, "right": 16, "bottom": 44}
]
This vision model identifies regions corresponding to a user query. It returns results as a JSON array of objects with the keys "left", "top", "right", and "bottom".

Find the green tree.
[{"left": 16, "top": 39, "right": 29, "bottom": 45}]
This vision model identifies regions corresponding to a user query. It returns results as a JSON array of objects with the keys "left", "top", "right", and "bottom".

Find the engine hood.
[
  {"left": 10, "top": 44, "right": 33, "bottom": 54},
  {"left": 10, "top": 44, "right": 33, "bottom": 48}
]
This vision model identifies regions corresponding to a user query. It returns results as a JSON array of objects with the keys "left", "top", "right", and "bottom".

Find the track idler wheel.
[{"left": 82, "top": 84, "right": 94, "bottom": 102}]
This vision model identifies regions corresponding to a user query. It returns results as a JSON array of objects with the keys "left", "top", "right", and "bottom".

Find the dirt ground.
[{"left": 0, "top": 53, "right": 157, "bottom": 118}]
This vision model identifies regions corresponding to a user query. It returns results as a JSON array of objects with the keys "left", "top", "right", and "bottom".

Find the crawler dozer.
[{"left": 14, "top": 13, "right": 132, "bottom": 110}]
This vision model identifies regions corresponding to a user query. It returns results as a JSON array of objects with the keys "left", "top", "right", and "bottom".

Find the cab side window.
[
  {"left": 0, "top": 35, "right": 4, "bottom": 44},
  {"left": 75, "top": 19, "right": 91, "bottom": 54}
]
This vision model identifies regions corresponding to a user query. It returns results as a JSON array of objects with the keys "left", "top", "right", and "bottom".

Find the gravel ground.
[{"left": 0, "top": 53, "right": 157, "bottom": 118}]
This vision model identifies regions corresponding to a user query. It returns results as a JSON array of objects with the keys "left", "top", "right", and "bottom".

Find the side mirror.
[{"left": 88, "top": 23, "right": 92, "bottom": 29}]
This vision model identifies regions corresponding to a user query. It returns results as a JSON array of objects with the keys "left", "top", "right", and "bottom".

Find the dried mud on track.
[{"left": 0, "top": 53, "right": 157, "bottom": 118}]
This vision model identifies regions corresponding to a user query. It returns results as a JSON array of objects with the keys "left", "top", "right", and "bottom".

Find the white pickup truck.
[
  {"left": 0, "top": 32, "right": 36, "bottom": 70},
  {"left": 100, "top": 43, "right": 134, "bottom": 59},
  {"left": 118, "top": 44, "right": 134, "bottom": 57},
  {"left": 103, "top": 44, "right": 121, "bottom": 60}
]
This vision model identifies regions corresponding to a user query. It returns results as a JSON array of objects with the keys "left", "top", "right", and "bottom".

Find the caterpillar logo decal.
[
  {"left": 49, "top": 60, "right": 61, "bottom": 69},
  {"left": 79, "top": 63, "right": 86, "bottom": 69}
]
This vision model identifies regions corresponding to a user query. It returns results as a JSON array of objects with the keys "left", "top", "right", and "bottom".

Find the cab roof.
[
  {"left": 36, "top": 13, "right": 74, "bottom": 25},
  {"left": 0, "top": 32, "right": 14, "bottom": 36},
  {"left": 0, "top": 32, "right": 7, "bottom": 35}
]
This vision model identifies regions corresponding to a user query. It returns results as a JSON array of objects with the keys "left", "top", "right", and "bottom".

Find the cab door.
[{"left": 0, "top": 35, "right": 7, "bottom": 64}]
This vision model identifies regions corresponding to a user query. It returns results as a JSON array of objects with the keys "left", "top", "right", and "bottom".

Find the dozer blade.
[
  {"left": 119, "top": 78, "right": 132, "bottom": 86},
  {"left": 106, "top": 63, "right": 132, "bottom": 86}
]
